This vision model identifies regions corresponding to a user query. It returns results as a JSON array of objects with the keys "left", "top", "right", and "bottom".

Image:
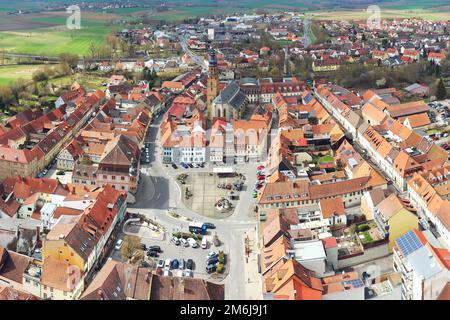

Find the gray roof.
[
  {"left": 407, "top": 246, "right": 443, "bottom": 280},
  {"left": 214, "top": 81, "right": 247, "bottom": 110}
]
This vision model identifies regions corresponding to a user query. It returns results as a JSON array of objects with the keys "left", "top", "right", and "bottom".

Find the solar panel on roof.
[
  {"left": 396, "top": 230, "right": 423, "bottom": 256},
  {"left": 303, "top": 94, "right": 313, "bottom": 104},
  {"left": 343, "top": 279, "right": 364, "bottom": 288}
]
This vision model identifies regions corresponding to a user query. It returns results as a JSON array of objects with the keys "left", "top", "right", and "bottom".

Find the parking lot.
[{"left": 140, "top": 231, "right": 228, "bottom": 280}]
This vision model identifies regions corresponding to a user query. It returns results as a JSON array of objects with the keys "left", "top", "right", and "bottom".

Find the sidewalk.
[{"left": 243, "top": 229, "right": 262, "bottom": 300}]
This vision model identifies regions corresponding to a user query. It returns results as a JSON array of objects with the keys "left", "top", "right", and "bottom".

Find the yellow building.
[
  {"left": 312, "top": 60, "right": 340, "bottom": 72},
  {"left": 42, "top": 221, "right": 96, "bottom": 274},
  {"left": 374, "top": 193, "right": 419, "bottom": 252}
]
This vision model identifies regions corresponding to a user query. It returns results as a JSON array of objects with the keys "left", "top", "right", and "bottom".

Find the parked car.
[
  {"left": 192, "top": 163, "right": 199, "bottom": 168},
  {"left": 163, "top": 269, "right": 171, "bottom": 276},
  {"left": 155, "top": 268, "right": 163, "bottom": 276},
  {"left": 206, "top": 264, "right": 217, "bottom": 273},
  {"left": 157, "top": 259, "right": 165, "bottom": 269},
  {"left": 164, "top": 259, "right": 171, "bottom": 269},
  {"left": 114, "top": 239, "right": 123, "bottom": 250},
  {"left": 147, "top": 250, "right": 158, "bottom": 257},
  {"left": 179, "top": 259, "right": 185, "bottom": 270},
  {"left": 140, "top": 244, "right": 147, "bottom": 251},
  {"left": 170, "top": 259, "right": 179, "bottom": 269},
  {"left": 187, "top": 238, "right": 198, "bottom": 248},
  {"left": 207, "top": 251, "right": 218, "bottom": 260},
  {"left": 186, "top": 259, "right": 194, "bottom": 270},
  {"left": 181, "top": 163, "right": 190, "bottom": 169},
  {"left": 171, "top": 237, "right": 181, "bottom": 246},
  {"left": 148, "top": 246, "right": 162, "bottom": 253},
  {"left": 171, "top": 164, "right": 178, "bottom": 169},
  {"left": 180, "top": 238, "right": 189, "bottom": 247},
  {"left": 206, "top": 257, "right": 219, "bottom": 265},
  {"left": 56, "top": 171, "right": 65, "bottom": 176},
  {"left": 203, "top": 222, "right": 216, "bottom": 229},
  {"left": 201, "top": 237, "right": 208, "bottom": 249}
]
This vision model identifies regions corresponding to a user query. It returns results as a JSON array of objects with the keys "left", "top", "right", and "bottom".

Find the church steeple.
[{"left": 206, "top": 46, "right": 219, "bottom": 121}]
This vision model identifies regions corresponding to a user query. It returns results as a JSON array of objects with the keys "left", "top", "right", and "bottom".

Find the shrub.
[
  {"left": 172, "top": 232, "right": 202, "bottom": 240},
  {"left": 218, "top": 250, "right": 225, "bottom": 264},
  {"left": 216, "top": 263, "right": 224, "bottom": 274},
  {"left": 357, "top": 224, "right": 370, "bottom": 232}
]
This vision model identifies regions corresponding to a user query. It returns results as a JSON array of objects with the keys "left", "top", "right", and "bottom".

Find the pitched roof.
[
  {"left": 319, "top": 197, "right": 345, "bottom": 218},
  {"left": 41, "top": 257, "right": 82, "bottom": 291},
  {"left": 81, "top": 260, "right": 152, "bottom": 300},
  {"left": 149, "top": 274, "right": 225, "bottom": 300},
  {"left": 0, "top": 248, "right": 31, "bottom": 284}
]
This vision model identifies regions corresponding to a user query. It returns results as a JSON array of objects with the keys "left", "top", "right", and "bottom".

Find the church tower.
[{"left": 206, "top": 48, "right": 219, "bottom": 121}]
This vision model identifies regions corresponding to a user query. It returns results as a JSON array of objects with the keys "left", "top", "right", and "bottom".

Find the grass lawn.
[
  {"left": 427, "top": 129, "right": 443, "bottom": 135},
  {"left": 49, "top": 73, "right": 109, "bottom": 91},
  {"left": 360, "top": 231, "right": 374, "bottom": 244},
  {"left": 0, "top": 64, "right": 47, "bottom": 85},
  {"left": 317, "top": 155, "right": 334, "bottom": 164}
]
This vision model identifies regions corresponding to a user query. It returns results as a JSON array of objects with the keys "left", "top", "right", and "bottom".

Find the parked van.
[
  {"left": 187, "top": 238, "right": 198, "bottom": 248},
  {"left": 201, "top": 237, "right": 208, "bottom": 249}
]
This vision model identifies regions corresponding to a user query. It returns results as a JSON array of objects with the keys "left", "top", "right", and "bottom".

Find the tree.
[
  {"left": 120, "top": 235, "right": 142, "bottom": 263},
  {"left": 436, "top": 78, "right": 447, "bottom": 100},
  {"left": 58, "top": 53, "right": 79, "bottom": 69}
]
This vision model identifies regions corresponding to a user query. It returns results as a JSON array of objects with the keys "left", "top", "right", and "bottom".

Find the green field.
[
  {"left": 0, "top": 64, "right": 47, "bottom": 85},
  {"left": 0, "top": 18, "right": 117, "bottom": 56}
]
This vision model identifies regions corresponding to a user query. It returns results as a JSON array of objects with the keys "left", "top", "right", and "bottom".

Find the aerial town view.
[{"left": 0, "top": 0, "right": 449, "bottom": 308}]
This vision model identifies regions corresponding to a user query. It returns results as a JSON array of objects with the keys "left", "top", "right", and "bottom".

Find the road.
[
  {"left": 178, "top": 35, "right": 208, "bottom": 69},
  {"left": 128, "top": 113, "right": 261, "bottom": 299},
  {"left": 303, "top": 16, "right": 312, "bottom": 48}
]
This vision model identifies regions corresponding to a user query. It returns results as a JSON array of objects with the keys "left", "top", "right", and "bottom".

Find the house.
[
  {"left": 263, "top": 258, "right": 322, "bottom": 300},
  {"left": 321, "top": 271, "right": 365, "bottom": 300},
  {"left": 374, "top": 193, "right": 419, "bottom": 252},
  {"left": 319, "top": 198, "right": 346, "bottom": 229},
  {"left": 312, "top": 60, "right": 340, "bottom": 72},
  {"left": 393, "top": 229, "right": 450, "bottom": 300},
  {"left": 80, "top": 260, "right": 225, "bottom": 300},
  {"left": 22, "top": 257, "right": 84, "bottom": 300},
  {"left": 162, "top": 81, "right": 184, "bottom": 93},
  {"left": 42, "top": 185, "right": 127, "bottom": 277},
  {"left": 0, "top": 285, "right": 38, "bottom": 300},
  {"left": 0, "top": 247, "right": 32, "bottom": 291},
  {"left": 404, "top": 83, "right": 430, "bottom": 97},
  {"left": 428, "top": 52, "right": 446, "bottom": 65},
  {"left": 403, "top": 49, "right": 420, "bottom": 61}
]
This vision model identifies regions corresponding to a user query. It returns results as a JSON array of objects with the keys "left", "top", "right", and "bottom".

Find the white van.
[
  {"left": 187, "top": 238, "right": 198, "bottom": 248},
  {"left": 201, "top": 237, "right": 208, "bottom": 249}
]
